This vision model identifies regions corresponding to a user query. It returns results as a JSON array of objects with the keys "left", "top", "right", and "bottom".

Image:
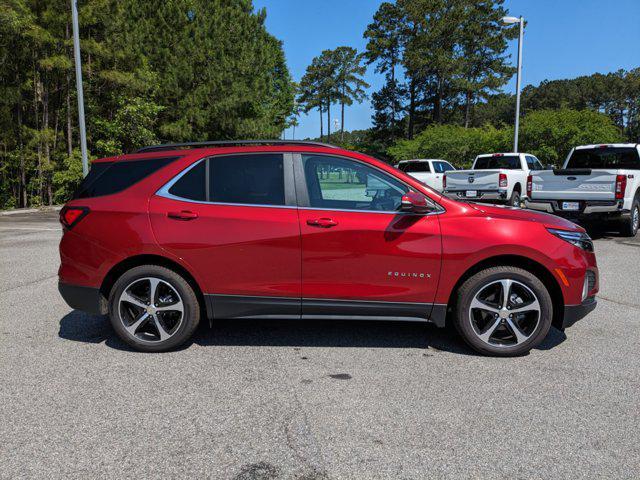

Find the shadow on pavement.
[{"left": 59, "top": 311, "right": 566, "bottom": 356}]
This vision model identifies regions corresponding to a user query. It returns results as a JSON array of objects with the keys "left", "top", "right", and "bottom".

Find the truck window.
[
  {"left": 525, "top": 156, "right": 544, "bottom": 171},
  {"left": 566, "top": 147, "right": 640, "bottom": 169},
  {"left": 473, "top": 155, "right": 520, "bottom": 170},
  {"left": 398, "top": 161, "right": 431, "bottom": 173},
  {"left": 433, "top": 161, "right": 455, "bottom": 173}
]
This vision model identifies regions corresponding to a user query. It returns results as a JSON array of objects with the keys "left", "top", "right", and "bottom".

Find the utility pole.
[
  {"left": 71, "top": 0, "right": 89, "bottom": 176},
  {"left": 502, "top": 16, "right": 524, "bottom": 153}
]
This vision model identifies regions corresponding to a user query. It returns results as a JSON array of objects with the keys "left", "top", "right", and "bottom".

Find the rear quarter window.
[{"left": 74, "top": 156, "right": 179, "bottom": 199}]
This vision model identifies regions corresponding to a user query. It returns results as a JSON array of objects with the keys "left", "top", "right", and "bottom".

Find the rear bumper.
[
  {"left": 58, "top": 282, "right": 107, "bottom": 315},
  {"left": 562, "top": 297, "right": 597, "bottom": 329},
  {"left": 526, "top": 199, "right": 627, "bottom": 216},
  {"left": 444, "top": 189, "right": 508, "bottom": 201}
]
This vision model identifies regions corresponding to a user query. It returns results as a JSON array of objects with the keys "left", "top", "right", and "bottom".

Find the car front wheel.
[
  {"left": 454, "top": 266, "right": 553, "bottom": 356},
  {"left": 108, "top": 265, "right": 200, "bottom": 352}
]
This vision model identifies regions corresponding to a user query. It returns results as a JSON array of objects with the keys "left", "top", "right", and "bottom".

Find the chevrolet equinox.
[{"left": 58, "top": 141, "right": 598, "bottom": 355}]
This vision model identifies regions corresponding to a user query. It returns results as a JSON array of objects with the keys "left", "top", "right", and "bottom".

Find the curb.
[{"left": 0, "top": 206, "right": 63, "bottom": 216}]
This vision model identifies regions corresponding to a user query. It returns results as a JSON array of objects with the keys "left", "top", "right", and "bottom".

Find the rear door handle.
[
  {"left": 167, "top": 210, "right": 199, "bottom": 220},
  {"left": 306, "top": 217, "right": 338, "bottom": 228}
]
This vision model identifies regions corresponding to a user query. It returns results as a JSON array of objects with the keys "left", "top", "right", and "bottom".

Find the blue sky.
[{"left": 253, "top": 0, "right": 640, "bottom": 140}]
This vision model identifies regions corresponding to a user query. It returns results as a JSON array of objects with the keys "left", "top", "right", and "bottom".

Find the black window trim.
[
  {"left": 156, "top": 152, "right": 296, "bottom": 208},
  {"left": 292, "top": 152, "right": 444, "bottom": 215}
]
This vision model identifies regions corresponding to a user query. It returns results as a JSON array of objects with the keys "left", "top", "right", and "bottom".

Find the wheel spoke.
[
  {"left": 148, "top": 278, "right": 161, "bottom": 305},
  {"left": 125, "top": 312, "right": 150, "bottom": 335},
  {"left": 156, "top": 300, "right": 183, "bottom": 314},
  {"left": 152, "top": 314, "right": 171, "bottom": 341},
  {"left": 510, "top": 298, "right": 540, "bottom": 315},
  {"left": 478, "top": 317, "right": 501, "bottom": 343},
  {"left": 470, "top": 297, "right": 500, "bottom": 314},
  {"left": 121, "top": 291, "right": 147, "bottom": 309},
  {"left": 499, "top": 279, "right": 513, "bottom": 309},
  {"left": 506, "top": 317, "right": 529, "bottom": 344}
]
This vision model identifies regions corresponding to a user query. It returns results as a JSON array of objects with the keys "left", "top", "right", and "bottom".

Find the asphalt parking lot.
[{"left": 1, "top": 210, "right": 639, "bottom": 479}]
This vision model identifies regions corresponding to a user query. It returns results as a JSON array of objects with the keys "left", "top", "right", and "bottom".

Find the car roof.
[
  {"left": 475, "top": 152, "right": 529, "bottom": 158},
  {"left": 398, "top": 159, "right": 446, "bottom": 163},
  {"left": 574, "top": 143, "right": 639, "bottom": 150}
]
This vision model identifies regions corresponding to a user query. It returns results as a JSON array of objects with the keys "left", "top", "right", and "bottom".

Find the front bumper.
[
  {"left": 526, "top": 199, "right": 628, "bottom": 216},
  {"left": 444, "top": 189, "right": 507, "bottom": 201},
  {"left": 562, "top": 297, "right": 597, "bottom": 329},
  {"left": 58, "top": 282, "right": 107, "bottom": 315}
]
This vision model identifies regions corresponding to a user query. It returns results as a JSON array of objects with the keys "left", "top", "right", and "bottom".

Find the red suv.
[{"left": 58, "top": 141, "right": 598, "bottom": 355}]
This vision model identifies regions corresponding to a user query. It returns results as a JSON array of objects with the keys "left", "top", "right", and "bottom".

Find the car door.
[
  {"left": 431, "top": 161, "right": 454, "bottom": 191},
  {"left": 149, "top": 152, "right": 301, "bottom": 319},
  {"left": 294, "top": 153, "right": 442, "bottom": 320}
]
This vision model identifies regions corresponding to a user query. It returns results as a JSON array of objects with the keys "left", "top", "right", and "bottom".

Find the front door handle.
[
  {"left": 306, "top": 217, "right": 338, "bottom": 228},
  {"left": 167, "top": 210, "right": 199, "bottom": 220}
]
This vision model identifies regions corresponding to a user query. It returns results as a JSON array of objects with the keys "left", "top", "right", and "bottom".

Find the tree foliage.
[
  {"left": 296, "top": 47, "right": 368, "bottom": 141},
  {"left": 388, "top": 109, "right": 623, "bottom": 167},
  {"left": 0, "top": 0, "right": 294, "bottom": 209}
]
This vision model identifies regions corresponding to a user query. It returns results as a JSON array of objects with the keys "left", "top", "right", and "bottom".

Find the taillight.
[
  {"left": 499, "top": 173, "right": 508, "bottom": 188},
  {"left": 443, "top": 174, "right": 447, "bottom": 189},
  {"left": 615, "top": 175, "right": 627, "bottom": 200},
  {"left": 526, "top": 175, "right": 533, "bottom": 198},
  {"left": 60, "top": 206, "right": 89, "bottom": 229}
]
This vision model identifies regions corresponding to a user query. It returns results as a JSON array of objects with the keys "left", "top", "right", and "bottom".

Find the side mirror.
[{"left": 400, "top": 192, "right": 432, "bottom": 214}]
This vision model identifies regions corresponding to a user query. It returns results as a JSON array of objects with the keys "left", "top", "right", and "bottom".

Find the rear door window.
[
  {"left": 525, "top": 156, "right": 544, "bottom": 171},
  {"left": 74, "top": 157, "right": 179, "bottom": 198},
  {"left": 433, "top": 161, "right": 455, "bottom": 173},
  {"left": 566, "top": 148, "right": 640, "bottom": 169},
  {"left": 209, "top": 154, "right": 285, "bottom": 206}
]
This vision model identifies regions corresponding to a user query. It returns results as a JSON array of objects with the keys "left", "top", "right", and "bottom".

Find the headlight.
[{"left": 547, "top": 228, "right": 594, "bottom": 252}]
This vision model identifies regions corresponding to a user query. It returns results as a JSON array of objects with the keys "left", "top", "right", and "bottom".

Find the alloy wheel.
[
  {"left": 633, "top": 205, "right": 639, "bottom": 234},
  {"left": 118, "top": 277, "right": 184, "bottom": 343},
  {"left": 468, "top": 279, "right": 541, "bottom": 347}
]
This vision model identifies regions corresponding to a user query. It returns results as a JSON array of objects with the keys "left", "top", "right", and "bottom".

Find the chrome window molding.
[{"left": 155, "top": 151, "right": 446, "bottom": 215}]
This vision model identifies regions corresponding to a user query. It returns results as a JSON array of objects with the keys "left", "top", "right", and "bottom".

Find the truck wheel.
[
  {"left": 509, "top": 190, "right": 521, "bottom": 208},
  {"left": 620, "top": 197, "right": 639, "bottom": 237},
  {"left": 454, "top": 266, "right": 553, "bottom": 356},
  {"left": 108, "top": 265, "right": 201, "bottom": 352}
]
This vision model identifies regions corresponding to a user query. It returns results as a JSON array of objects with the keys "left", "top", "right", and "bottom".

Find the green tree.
[
  {"left": 518, "top": 109, "right": 623, "bottom": 165},
  {"left": 332, "top": 47, "right": 369, "bottom": 140}
]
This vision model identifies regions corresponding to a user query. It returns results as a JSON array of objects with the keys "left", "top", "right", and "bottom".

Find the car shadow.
[{"left": 58, "top": 311, "right": 566, "bottom": 356}]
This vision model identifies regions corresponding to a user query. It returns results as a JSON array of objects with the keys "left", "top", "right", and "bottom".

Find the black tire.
[
  {"left": 454, "top": 266, "right": 553, "bottom": 356},
  {"left": 619, "top": 197, "right": 639, "bottom": 237},
  {"left": 108, "top": 265, "right": 200, "bottom": 352},
  {"left": 508, "top": 190, "right": 521, "bottom": 208}
]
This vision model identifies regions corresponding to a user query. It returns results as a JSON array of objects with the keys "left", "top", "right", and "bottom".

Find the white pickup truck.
[
  {"left": 396, "top": 159, "right": 456, "bottom": 192},
  {"left": 525, "top": 143, "right": 640, "bottom": 236},
  {"left": 443, "top": 152, "right": 545, "bottom": 207}
]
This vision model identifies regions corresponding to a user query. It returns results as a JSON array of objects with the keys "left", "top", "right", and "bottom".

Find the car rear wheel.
[
  {"left": 509, "top": 190, "right": 521, "bottom": 208},
  {"left": 454, "top": 266, "right": 553, "bottom": 356},
  {"left": 619, "top": 197, "right": 639, "bottom": 237},
  {"left": 108, "top": 265, "right": 200, "bottom": 352}
]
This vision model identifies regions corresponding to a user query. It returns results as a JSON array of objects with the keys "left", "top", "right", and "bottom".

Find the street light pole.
[
  {"left": 513, "top": 16, "right": 524, "bottom": 153},
  {"left": 502, "top": 15, "right": 524, "bottom": 153},
  {"left": 71, "top": 0, "right": 89, "bottom": 177}
]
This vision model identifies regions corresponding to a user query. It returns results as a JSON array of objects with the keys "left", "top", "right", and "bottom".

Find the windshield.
[
  {"left": 473, "top": 155, "right": 520, "bottom": 170},
  {"left": 566, "top": 147, "right": 640, "bottom": 169},
  {"left": 398, "top": 161, "right": 430, "bottom": 173}
]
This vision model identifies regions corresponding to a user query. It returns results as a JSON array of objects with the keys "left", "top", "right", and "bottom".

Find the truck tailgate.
[
  {"left": 446, "top": 170, "right": 499, "bottom": 191},
  {"left": 531, "top": 169, "right": 617, "bottom": 200}
]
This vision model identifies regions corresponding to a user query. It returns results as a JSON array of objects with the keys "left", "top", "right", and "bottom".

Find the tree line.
[{"left": 0, "top": 0, "right": 294, "bottom": 209}]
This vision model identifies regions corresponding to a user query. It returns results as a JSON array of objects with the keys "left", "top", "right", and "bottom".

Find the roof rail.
[{"left": 136, "top": 139, "right": 338, "bottom": 153}]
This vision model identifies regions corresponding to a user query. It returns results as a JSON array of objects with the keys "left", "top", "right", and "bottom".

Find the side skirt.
[{"left": 205, "top": 294, "right": 447, "bottom": 327}]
